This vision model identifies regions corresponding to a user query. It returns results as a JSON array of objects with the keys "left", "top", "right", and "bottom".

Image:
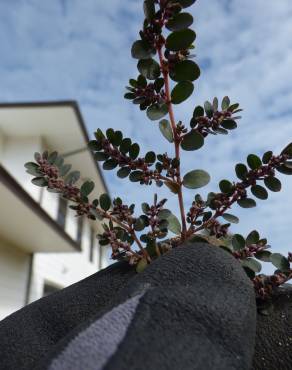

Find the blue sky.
[{"left": 0, "top": 0, "right": 292, "bottom": 271}]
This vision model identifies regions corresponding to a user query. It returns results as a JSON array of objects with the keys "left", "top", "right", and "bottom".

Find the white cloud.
[{"left": 0, "top": 0, "right": 291, "bottom": 272}]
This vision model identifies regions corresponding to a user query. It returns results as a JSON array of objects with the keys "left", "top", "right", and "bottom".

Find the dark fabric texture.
[
  {"left": 0, "top": 243, "right": 257, "bottom": 370},
  {"left": 104, "top": 242, "right": 256, "bottom": 370},
  {"left": 253, "top": 285, "right": 292, "bottom": 370},
  {"left": 0, "top": 261, "right": 136, "bottom": 370}
]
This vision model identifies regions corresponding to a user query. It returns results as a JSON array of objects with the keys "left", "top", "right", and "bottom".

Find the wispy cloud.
[{"left": 0, "top": 0, "right": 291, "bottom": 272}]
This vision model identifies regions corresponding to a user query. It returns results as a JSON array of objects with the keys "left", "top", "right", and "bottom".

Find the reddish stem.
[{"left": 158, "top": 47, "right": 187, "bottom": 239}]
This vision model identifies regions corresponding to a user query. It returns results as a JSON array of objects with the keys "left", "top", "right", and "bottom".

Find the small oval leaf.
[
  {"left": 159, "top": 119, "right": 174, "bottom": 142},
  {"left": 165, "top": 29, "right": 196, "bottom": 51},
  {"left": 183, "top": 170, "right": 210, "bottom": 189},
  {"left": 166, "top": 12, "right": 193, "bottom": 31},
  {"left": 147, "top": 103, "right": 169, "bottom": 121},
  {"left": 264, "top": 176, "right": 281, "bottom": 192},
  {"left": 237, "top": 198, "right": 256, "bottom": 208},
  {"left": 251, "top": 185, "right": 268, "bottom": 200},
  {"left": 181, "top": 130, "right": 204, "bottom": 151},
  {"left": 99, "top": 193, "right": 111, "bottom": 211},
  {"left": 171, "top": 81, "right": 194, "bottom": 104}
]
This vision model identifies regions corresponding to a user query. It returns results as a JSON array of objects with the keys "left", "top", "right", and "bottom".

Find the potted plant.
[{"left": 0, "top": 1, "right": 291, "bottom": 369}]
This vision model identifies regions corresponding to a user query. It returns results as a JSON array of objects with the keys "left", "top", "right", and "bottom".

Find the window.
[
  {"left": 57, "top": 197, "right": 67, "bottom": 229},
  {"left": 77, "top": 216, "right": 83, "bottom": 246},
  {"left": 89, "top": 227, "right": 95, "bottom": 263},
  {"left": 43, "top": 282, "right": 60, "bottom": 297}
]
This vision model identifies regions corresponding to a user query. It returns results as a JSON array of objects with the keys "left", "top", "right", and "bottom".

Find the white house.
[{"left": 0, "top": 101, "right": 110, "bottom": 320}]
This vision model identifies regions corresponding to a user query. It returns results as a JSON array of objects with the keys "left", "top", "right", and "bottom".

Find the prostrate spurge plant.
[{"left": 25, "top": 0, "right": 292, "bottom": 302}]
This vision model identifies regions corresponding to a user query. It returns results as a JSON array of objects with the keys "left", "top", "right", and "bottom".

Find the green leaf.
[
  {"left": 147, "top": 103, "right": 168, "bottom": 120},
  {"left": 80, "top": 181, "right": 95, "bottom": 197},
  {"left": 171, "top": 81, "right": 194, "bottom": 104},
  {"left": 228, "top": 103, "right": 239, "bottom": 112},
  {"left": 106, "top": 128, "right": 115, "bottom": 143},
  {"left": 59, "top": 164, "right": 72, "bottom": 177},
  {"left": 166, "top": 12, "right": 193, "bottom": 31},
  {"left": 171, "top": 60, "right": 200, "bottom": 82},
  {"left": 136, "top": 258, "right": 148, "bottom": 273},
  {"left": 137, "top": 58, "right": 161, "bottom": 80},
  {"left": 247, "top": 154, "right": 262, "bottom": 170},
  {"left": 276, "top": 164, "right": 292, "bottom": 175},
  {"left": 157, "top": 209, "right": 172, "bottom": 220},
  {"left": 134, "top": 217, "right": 146, "bottom": 231},
  {"left": 246, "top": 230, "right": 260, "bottom": 245},
  {"left": 281, "top": 142, "right": 292, "bottom": 158},
  {"left": 222, "top": 213, "right": 239, "bottom": 224},
  {"left": 204, "top": 101, "right": 213, "bottom": 118},
  {"left": 99, "top": 193, "right": 111, "bottom": 211},
  {"left": 243, "top": 267, "right": 256, "bottom": 279},
  {"left": 143, "top": 0, "right": 155, "bottom": 21},
  {"left": 142, "top": 202, "right": 150, "bottom": 214},
  {"left": 88, "top": 140, "right": 102, "bottom": 151},
  {"left": 31, "top": 177, "right": 48, "bottom": 187},
  {"left": 137, "top": 74, "right": 147, "bottom": 88},
  {"left": 165, "top": 29, "right": 196, "bottom": 51},
  {"left": 237, "top": 198, "right": 256, "bottom": 208},
  {"left": 24, "top": 162, "right": 42, "bottom": 176},
  {"left": 145, "top": 151, "right": 156, "bottom": 163},
  {"left": 167, "top": 214, "right": 182, "bottom": 235},
  {"left": 183, "top": 169, "right": 210, "bottom": 189},
  {"left": 270, "top": 253, "right": 290, "bottom": 272},
  {"left": 129, "top": 171, "right": 143, "bottom": 182},
  {"left": 112, "top": 131, "right": 123, "bottom": 146},
  {"left": 48, "top": 151, "right": 58, "bottom": 164},
  {"left": 65, "top": 171, "right": 80, "bottom": 184},
  {"left": 235, "top": 163, "right": 248, "bottom": 180},
  {"left": 103, "top": 159, "right": 118, "bottom": 170},
  {"left": 165, "top": 180, "right": 180, "bottom": 194},
  {"left": 34, "top": 152, "right": 41, "bottom": 162},
  {"left": 219, "top": 179, "right": 233, "bottom": 194},
  {"left": 131, "top": 40, "right": 155, "bottom": 59},
  {"left": 120, "top": 138, "right": 132, "bottom": 154},
  {"left": 255, "top": 251, "right": 271, "bottom": 262},
  {"left": 262, "top": 151, "right": 273, "bottom": 164},
  {"left": 94, "top": 152, "right": 109, "bottom": 161},
  {"left": 264, "top": 176, "right": 281, "bottom": 192},
  {"left": 159, "top": 119, "right": 173, "bottom": 143},
  {"left": 129, "top": 143, "right": 140, "bottom": 159},
  {"left": 221, "top": 119, "right": 237, "bottom": 130},
  {"left": 251, "top": 185, "right": 268, "bottom": 200},
  {"left": 221, "top": 96, "right": 230, "bottom": 110},
  {"left": 232, "top": 234, "right": 245, "bottom": 251},
  {"left": 181, "top": 130, "right": 204, "bottom": 151},
  {"left": 213, "top": 97, "right": 219, "bottom": 111},
  {"left": 193, "top": 105, "right": 204, "bottom": 117},
  {"left": 94, "top": 128, "right": 105, "bottom": 141},
  {"left": 54, "top": 156, "right": 64, "bottom": 169},
  {"left": 241, "top": 258, "right": 262, "bottom": 273}
]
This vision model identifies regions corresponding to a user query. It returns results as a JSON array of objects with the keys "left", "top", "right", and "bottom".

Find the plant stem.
[
  {"left": 131, "top": 229, "right": 151, "bottom": 261},
  {"left": 158, "top": 48, "right": 187, "bottom": 240}
]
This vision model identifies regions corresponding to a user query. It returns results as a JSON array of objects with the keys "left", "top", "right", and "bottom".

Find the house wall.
[
  {"left": 1, "top": 136, "right": 43, "bottom": 202},
  {"left": 0, "top": 133, "right": 109, "bottom": 320},
  {"left": 0, "top": 239, "right": 30, "bottom": 320},
  {"left": 29, "top": 218, "right": 101, "bottom": 302}
]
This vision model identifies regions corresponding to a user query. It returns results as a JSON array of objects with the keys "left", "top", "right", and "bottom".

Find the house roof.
[
  {"left": 0, "top": 100, "right": 109, "bottom": 196},
  {"left": 0, "top": 100, "right": 109, "bottom": 253},
  {"left": 0, "top": 164, "right": 81, "bottom": 252}
]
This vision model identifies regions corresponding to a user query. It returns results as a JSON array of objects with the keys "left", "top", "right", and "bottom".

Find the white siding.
[
  {"left": 0, "top": 128, "right": 109, "bottom": 319},
  {"left": 1, "top": 136, "right": 43, "bottom": 202},
  {"left": 0, "top": 240, "right": 30, "bottom": 320},
  {"left": 28, "top": 219, "right": 101, "bottom": 302}
]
